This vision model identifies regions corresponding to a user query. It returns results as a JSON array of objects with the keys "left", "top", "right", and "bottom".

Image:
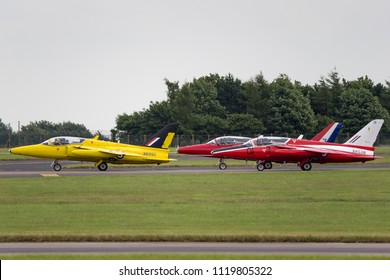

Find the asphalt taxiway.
[{"left": 1, "top": 242, "right": 390, "bottom": 256}]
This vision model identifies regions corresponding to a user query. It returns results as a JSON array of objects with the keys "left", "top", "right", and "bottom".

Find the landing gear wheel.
[
  {"left": 98, "top": 162, "right": 108, "bottom": 171},
  {"left": 256, "top": 163, "right": 265, "bottom": 171},
  {"left": 218, "top": 162, "right": 227, "bottom": 170},
  {"left": 301, "top": 162, "right": 312, "bottom": 171},
  {"left": 264, "top": 161, "right": 273, "bottom": 169},
  {"left": 53, "top": 163, "right": 61, "bottom": 172}
]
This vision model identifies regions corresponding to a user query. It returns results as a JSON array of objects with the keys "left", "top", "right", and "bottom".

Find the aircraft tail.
[
  {"left": 344, "top": 119, "right": 384, "bottom": 146},
  {"left": 311, "top": 122, "right": 342, "bottom": 142},
  {"left": 143, "top": 123, "right": 179, "bottom": 149}
]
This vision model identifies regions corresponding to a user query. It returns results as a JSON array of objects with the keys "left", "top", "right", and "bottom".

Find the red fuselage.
[{"left": 212, "top": 138, "right": 377, "bottom": 164}]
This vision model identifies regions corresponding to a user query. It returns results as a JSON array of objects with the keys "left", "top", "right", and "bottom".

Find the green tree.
[
  {"left": 343, "top": 75, "right": 374, "bottom": 91},
  {"left": 20, "top": 121, "right": 56, "bottom": 143},
  {"left": 372, "top": 81, "right": 390, "bottom": 112},
  {"left": 166, "top": 75, "right": 227, "bottom": 133},
  {"left": 337, "top": 87, "right": 390, "bottom": 133},
  {"left": 216, "top": 73, "right": 244, "bottom": 114},
  {"left": 226, "top": 113, "right": 264, "bottom": 136},
  {"left": 241, "top": 73, "right": 270, "bottom": 120},
  {"left": 191, "top": 114, "right": 228, "bottom": 136},
  {"left": 0, "top": 118, "right": 12, "bottom": 134},
  {"left": 167, "top": 81, "right": 196, "bottom": 132},
  {"left": 56, "top": 121, "right": 93, "bottom": 137},
  {"left": 141, "top": 101, "right": 173, "bottom": 134},
  {"left": 310, "top": 69, "right": 342, "bottom": 118},
  {"left": 116, "top": 111, "right": 146, "bottom": 136},
  {"left": 0, "top": 118, "right": 12, "bottom": 146},
  {"left": 314, "top": 114, "right": 338, "bottom": 136},
  {"left": 190, "top": 76, "right": 226, "bottom": 117},
  {"left": 264, "top": 74, "right": 317, "bottom": 136},
  {"left": 19, "top": 121, "right": 93, "bottom": 144}
]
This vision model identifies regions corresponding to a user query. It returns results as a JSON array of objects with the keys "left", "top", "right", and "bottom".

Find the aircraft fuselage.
[{"left": 10, "top": 138, "right": 170, "bottom": 164}]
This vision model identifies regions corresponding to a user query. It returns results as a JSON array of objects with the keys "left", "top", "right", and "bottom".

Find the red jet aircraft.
[
  {"left": 211, "top": 120, "right": 383, "bottom": 171},
  {"left": 177, "top": 122, "right": 342, "bottom": 157},
  {"left": 178, "top": 122, "right": 342, "bottom": 170}
]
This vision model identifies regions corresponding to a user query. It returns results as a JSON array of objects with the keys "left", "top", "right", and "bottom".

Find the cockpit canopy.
[
  {"left": 42, "top": 136, "right": 86, "bottom": 146},
  {"left": 207, "top": 136, "right": 252, "bottom": 146},
  {"left": 243, "top": 136, "right": 289, "bottom": 147}
]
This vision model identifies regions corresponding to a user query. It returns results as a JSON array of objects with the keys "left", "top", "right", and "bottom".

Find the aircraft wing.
[
  {"left": 272, "top": 145, "right": 333, "bottom": 156},
  {"left": 76, "top": 146, "right": 144, "bottom": 158},
  {"left": 299, "top": 147, "right": 334, "bottom": 155},
  {"left": 96, "top": 148, "right": 142, "bottom": 158}
]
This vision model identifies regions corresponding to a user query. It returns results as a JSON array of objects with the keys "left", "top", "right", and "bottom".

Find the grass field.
[{"left": 1, "top": 170, "right": 390, "bottom": 243}]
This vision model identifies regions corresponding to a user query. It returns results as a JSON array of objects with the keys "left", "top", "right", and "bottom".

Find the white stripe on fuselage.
[{"left": 292, "top": 144, "right": 374, "bottom": 156}]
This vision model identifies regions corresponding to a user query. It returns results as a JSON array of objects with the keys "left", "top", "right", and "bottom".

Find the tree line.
[
  {"left": 1, "top": 69, "right": 390, "bottom": 146},
  {"left": 0, "top": 121, "right": 93, "bottom": 146},
  {"left": 115, "top": 70, "right": 390, "bottom": 141}
]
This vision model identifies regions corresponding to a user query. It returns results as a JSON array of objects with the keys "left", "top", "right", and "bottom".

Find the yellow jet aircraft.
[{"left": 9, "top": 123, "right": 179, "bottom": 171}]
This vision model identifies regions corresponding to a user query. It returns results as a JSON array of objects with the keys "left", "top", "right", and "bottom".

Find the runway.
[
  {"left": 1, "top": 159, "right": 389, "bottom": 178},
  {"left": 1, "top": 242, "right": 390, "bottom": 256}
]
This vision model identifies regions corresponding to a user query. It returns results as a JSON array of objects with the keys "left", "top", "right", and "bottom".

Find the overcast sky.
[{"left": 1, "top": 0, "right": 389, "bottom": 132}]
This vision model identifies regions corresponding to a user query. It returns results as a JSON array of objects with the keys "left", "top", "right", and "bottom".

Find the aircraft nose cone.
[
  {"left": 9, "top": 147, "right": 23, "bottom": 155},
  {"left": 176, "top": 146, "right": 193, "bottom": 154}
]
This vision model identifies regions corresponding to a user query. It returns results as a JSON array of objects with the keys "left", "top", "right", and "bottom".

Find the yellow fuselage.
[{"left": 10, "top": 139, "right": 171, "bottom": 165}]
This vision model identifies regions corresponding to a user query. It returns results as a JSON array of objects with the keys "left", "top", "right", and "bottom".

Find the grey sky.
[{"left": 1, "top": 0, "right": 389, "bottom": 132}]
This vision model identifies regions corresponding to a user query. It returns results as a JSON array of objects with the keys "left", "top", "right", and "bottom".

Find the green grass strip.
[{"left": 1, "top": 170, "right": 390, "bottom": 242}]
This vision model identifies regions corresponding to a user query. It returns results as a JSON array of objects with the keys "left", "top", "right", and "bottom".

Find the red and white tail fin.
[
  {"left": 311, "top": 122, "right": 342, "bottom": 142},
  {"left": 345, "top": 119, "right": 384, "bottom": 146}
]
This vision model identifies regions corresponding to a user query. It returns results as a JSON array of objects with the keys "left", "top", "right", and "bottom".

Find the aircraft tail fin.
[
  {"left": 311, "top": 122, "right": 342, "bottom": 142},
  {"left": 143, "top": 123, "right": 179, "bottom": 149},
  {"left": 345, "top": 119, "right": 384, "bottom": 146}
]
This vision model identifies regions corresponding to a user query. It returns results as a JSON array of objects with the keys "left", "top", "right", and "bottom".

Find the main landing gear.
[
  {"left": 299, "top": 161, "right": 312, "bottom": 171},
  {"left": 218, "top": 159, "right": 274, "bottom": 171},
  {"left": 51, "top": 161, "right": 61, "bottom": 171},
  {"left": 97, "top": 161, "right": 108, "bottom": 171},
  {"left": 255, "top": 160, "right": 273, "bottom": 172}
]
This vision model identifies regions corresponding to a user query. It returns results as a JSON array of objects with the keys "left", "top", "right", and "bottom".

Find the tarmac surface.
[{"left": 1, "top": 242, "right": 390, "bottom": 256}]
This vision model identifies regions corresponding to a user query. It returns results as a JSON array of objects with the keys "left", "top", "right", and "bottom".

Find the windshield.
[
  {"left": 210, "top": 136, "right": 251, "bottom": 146},
  {"left": 206, "top": 139, "right": 217, "bottom": 145},
  {"left": 42, "top": 136, "right": 86, "bottom": 146},
  {"left": 242, "top": 136, "right": 289, "bottom": 147}
]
